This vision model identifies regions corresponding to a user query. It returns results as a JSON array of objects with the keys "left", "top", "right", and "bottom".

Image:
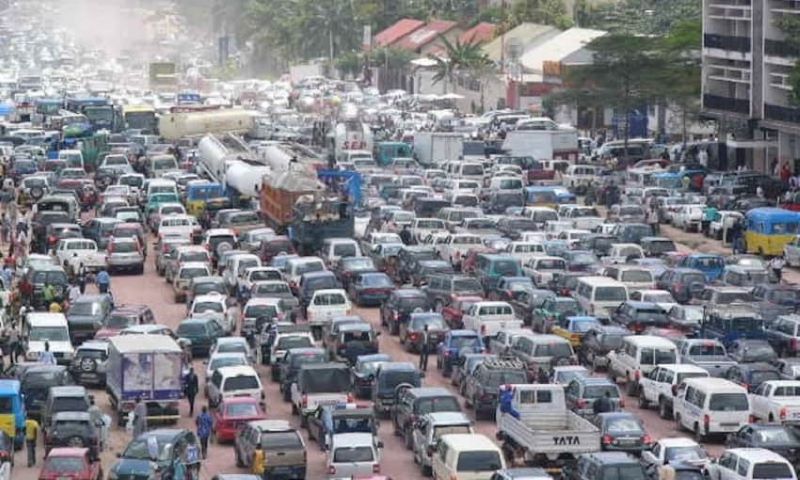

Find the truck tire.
[{"left": 659, "top": 399, "right": 672, "bottom": 419}]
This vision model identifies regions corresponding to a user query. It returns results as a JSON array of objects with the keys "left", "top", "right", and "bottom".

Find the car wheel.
[
  {"left": 638, "top": 390, "right": 648, "bottom": 409},
  {"left": 694, "top": 423, "right": 705, "bottom": 442},
  {"left": 659, "top": 399, "right": 672, "bottom": 420},
  {"left": 404, "top": 428, "right": 413, "bottom": 450}
]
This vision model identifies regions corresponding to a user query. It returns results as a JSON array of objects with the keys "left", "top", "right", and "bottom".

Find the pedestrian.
[
  {"left": 68, "top": 283, "right": 81, "bottom": 305},
  {"left": 782, "top": 163, "right": 792, "bottom": 184},
  {"left": 252, "top": 443, "right": 266, "bottom": 476},
  {"left": 771, "top": 255, "right": 786, "bottom": 283},
  {"left": 133, "top": 396, "right": 148, "bottom": 438},
  {"left": 730, "top": 218, "right": 744, "bottom": 254},
  {"left": 647, "top": 206, "right": 660, "bottom": 235},
  {"left": 96, "top": 268, "right": 110, "bottom": 294},
  {"left": 0, "top": 214, "right": 8, "bottom": 245},
  {"left": 537, "top": 367, "right": 549, "bottom": 384},
  {"left": 757, "top": 185, "right": 765, "bottom": 199},
  {"left": 7, "top": 327, "right": 17, "bottom": 365},
  {"left": 195, "top": 406, "right": 213, "bottom": 459},
  {"left": 25, "top": 416, "right": 38, "bottom": 467},
  {"left": 399, "top": 224, "right": 412, "bottom": 245},
  {"left": 593, "top": 391, "right": 614, "bottom": 414},
  {"left": 87, "top": 397, "right": 106, "bottom": 450},
  {"left": 185, "top": 367, "right": 199, "bottom": 417},
  {"left": 702, "top": 205, "right": 720, "bottom": 237},
  {"left": 418, "top": 325, "right": 429, "bottom": 372},
  {"left": 38, "top": 341, "right": 56, "bottom": 365}
]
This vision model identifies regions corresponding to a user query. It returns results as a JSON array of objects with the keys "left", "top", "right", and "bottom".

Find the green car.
[
  {"left": 531, "top": 296, "right": 582, "bottom": 333},
  {"left": 146, "top": 192, "right": 180, "bottom": 215}
]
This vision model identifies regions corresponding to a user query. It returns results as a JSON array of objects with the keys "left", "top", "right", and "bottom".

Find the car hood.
[
  {"left": 110, "top": 458, "right": 157, "bottom": 477},
  {"left": 66, "top": 314, "right": 103, "bottom": 324},
  {"left": 29, "top": 340, "right": 73, "bottom": 353}
]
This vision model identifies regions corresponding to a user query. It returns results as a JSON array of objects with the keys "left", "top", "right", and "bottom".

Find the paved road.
[{"left": 13, "top": 221, "right": 770, "bottom": 479}]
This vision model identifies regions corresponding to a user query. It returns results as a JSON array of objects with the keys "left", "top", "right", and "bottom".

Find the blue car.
[
  {"left": 436, "top": 329, "right": 484, "bottom": 377},
  {"left": 679, "top": 253, "right": 725, "bottom": 282}
]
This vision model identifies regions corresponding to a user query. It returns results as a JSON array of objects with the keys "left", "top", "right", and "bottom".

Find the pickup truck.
[
  {"left": 54, "top": 238, "right": 108, "bottom": 275},
  {"left": 637, "top": 364, "right": 710, "bottom": 420},
  {"left": 290, "top": 362, "right": 352, "bottom": 427},
  {"left": 676, "top": 338, "right": 738, "bottom": 377},
  {"left": 522, "top": 256, "right": 566, "bottom": 288},
  {"left": 461, "top": 301, "right": 522, "bottom": 340},
  {"left": 601, "top": 243, "right": 645, "bottom": 265},
  {"left": 750, "top": 380, "right": 800, "bottom": 424},
  {"left": 438, "top": 233, "right": 482, "bottom": 269},
  {"left": 496, "top": 383, "right": 600, "bottom": 469}
]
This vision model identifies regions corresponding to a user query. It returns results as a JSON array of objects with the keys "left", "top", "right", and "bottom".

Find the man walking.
[
  {"left": 771, "top": 255, "right": 786, "bottom": 283},
  {"left": 593, "top": 391, "right": 614, "bottom": 415},
  {"left": 196, "top": 406, "right": 213, "bottom": 459},
  {"left": 38, "top": 341, "right": 56, "bottom": 365},
  {"left": 25, "top": 416, "right": 38, "bottom": 467},
  {"left": 418, "top": 325, "right": 430, "bottom": 372},
  {"left": 133, "top": 396, "right": 148, "bottom": 438},
  {"left": 96, "top": 268, "right": 110, "bottom": 294},
  {"left": 647, "top": 206, "right": 660, "bottom": 235},
  {"left": 185, "top": 367, "right": 199, "bottom": 417}
]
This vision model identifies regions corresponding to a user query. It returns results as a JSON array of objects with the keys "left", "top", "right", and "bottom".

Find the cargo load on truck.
[
  {"left": 159, "top": 108, "right": 257, "bottom": 141},
  {"left": 502, "top": 129, "right": 580, "bottom": 163}
]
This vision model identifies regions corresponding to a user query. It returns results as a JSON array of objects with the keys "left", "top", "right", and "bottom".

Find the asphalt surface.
[{"left": 12, "top": 220, "right": 780, "bottom": 479}]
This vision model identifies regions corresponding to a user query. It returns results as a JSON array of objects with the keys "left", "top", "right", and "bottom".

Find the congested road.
[{"left": 11, "top": 218, "right": 763, "bottom": 479}]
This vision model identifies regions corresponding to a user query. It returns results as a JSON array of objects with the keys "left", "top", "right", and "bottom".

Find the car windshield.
[
  {"left": 534, "top": 343, "right": 573, "bottom": 357},
  {"left": 194, "top": 302, "right": 223, "bottom": 313},
  {"left": 570, "top": 319, "right": 599, "bottom": 333},
  {"left": 301, "top": 368, "right": 350, "bottom": 393},
  {"left": 770, "top": 289, "right": 800, "bottom": 305},
  {"left": 485, "top": 370, "right": 527, "bottom": 388},
  {"left": 606, "top": 417, "right": 644, "bottom": 434},
  {"left": 69, "top": 302, "right": 101, "bottom": 316},
  {"left": 621, "top": 271, "right": 652, "bottom": 282},
  {"left": 210, "top": 357, "right": 247, "bottom": 371},
  {"left": 223, "top": 375, "right": 259, "bottom": 391},
  {"left": 30, "top": 327, "right": 69, "bottom": 342},
  {"left": 254, "top": 283, "right": 291, "bottom": 295},
  {"left": 333, "top": 446, "right": 373, "bottom": 463},
  {"left": 756, "top": 427, "right": 800, "bottom": 444},
  {"left": 261, "top": 431, "right": 302, "bottom": 449},
  {"left": 23, "top": 370, "right": 63, "bottom": 386},
  {"left": 451, "top": 335, "right": 481, "bottom": 350},
  {"left": 295, "top": 262, "right": 324, "bottom": 275},
  {"left": 182, "top": 252, "right": 209, "bottom": 262},
  {"left": 123, "top": 436, "right": 171, "bottom": 461},
  {"left": 245, "top": 304, "right": 278, "bottom": 319},
  {"left": 276, "top": 336, "right": 313, "bottom": 349},
  {"left": 665, "top": 446, "right": 706, "bottom": 463},
  {"left": 639, "top": 348, "right": 677, "bottom": 365},
  {"left": 600, "top": 334, "right": 625, "bottom": 350},
  {"left": 177, "top": 323, "right": 206, "bottom": 336},
  {"left": 43, "top": 457, "right": 85, "bottom": 473},
  {"left": 752, "top": 463, "right": 794, "bottom": 479},
  {"left": 708, "top": 393, "right": 749, "bottom": 411},
  {"left": 196, "top": 282, "right": 225, "bottom": 295},
  {"left": 99, "top": 313, "right": 133, "bottom": 330},
  {"left": 751, "top": 370, "right": 781, "bottom": 385},
  {"left": 410, "top": 315, "right": 445, "bottom": 329},
  {"left": 634, "top": 309, "right": 668, "bottom": 323},
  {"left": 344, "top": 258, "right": 375, "bottom": 269},
  {"left": 595, "top": 287, "right": 627, "bottom": 301},
  {"left": 249, "top": 271, "right": 280, "bottom": 282},
  {"left": 456, "top": 450, "right": 502, "bottom": 472},
  {"left": 585, "top": 385, "right": 620, "bottom": 399},
  {"left": 601, "top": 465, "right": 647, "bottom": 480},
  {"left": 416, "top": 397, "right": 461, "bottom": 415},
  {"left": 361, "top": 274, "right": 393, "bottom": 287},
  {"left": 180, "top": 268, "right": 208, "bottom": 279}
]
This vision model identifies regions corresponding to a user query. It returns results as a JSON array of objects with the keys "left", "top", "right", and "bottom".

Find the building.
[
  {"left": 372, "top": 18, "right": 425, "bottom": 48},
  {"left": 395, "top": 20, "right": 463, "bottom": 56},
  {"left": 701, "top": 0, "right": 800, "bottom": 173}
]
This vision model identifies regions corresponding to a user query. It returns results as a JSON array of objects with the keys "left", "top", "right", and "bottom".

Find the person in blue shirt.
[
  {"left": 38, "top": 341, "right": 56, "bottom": 365},
  {"left": 96, "top": 269, "right": 110, "bottom": 294},
  {"left": 195, "top": 406, "right": 213, "bottom": 460}
]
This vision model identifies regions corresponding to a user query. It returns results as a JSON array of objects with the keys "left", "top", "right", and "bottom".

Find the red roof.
[
  {"left": 396, "top": 20, "right": 458, "bottom": 51},
  {"left": 459, "top": 22, "right": 495, "bottom": 44},
  {"left": 373, "top": 19, "right": 426, "bottom": 48}
]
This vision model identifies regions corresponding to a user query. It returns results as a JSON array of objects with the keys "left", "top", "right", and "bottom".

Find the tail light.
[
  {"left": 576, "top": 399, "right": 587, "bottom": 409},
  {"left": 372, "top": 464, "right": 381, "bottom": 473},
  {"left": 781, "top": 407, "right": 788, "bottom": 421},
  {"left": 410, "top": 332, "right": 420, "bottom": 342},
  {"left": 643, "top": 434, "right": 652, "bottom": 444},
  {"left": 346, "top": 393, "right": 354, "bottom": 402},
  {"left": 792, "top": 338, "right": 798, "bottom": 352},
  {"left": 327, "top": 466, "right": 336, "bottom": 475},
  {"left": 301, "top": 394, "right": 308, "bottom": 408},
  {"left": 602, "top": 434, "right": 613, "bottom": 445},
  {"left": 703, "top": 414, "right": 710, "bottom": 427}
]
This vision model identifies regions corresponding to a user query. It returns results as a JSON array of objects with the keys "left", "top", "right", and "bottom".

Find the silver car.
[
  {"left": 106, "top": 237, "right": 145, "bottom": 274},
  {"left": 326, "top": 432, "right": 382, "bottom": 479}
]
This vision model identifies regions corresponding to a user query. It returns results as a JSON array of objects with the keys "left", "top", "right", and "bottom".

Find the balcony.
[
  {"left": 704, "top": 34, "right": 751, "bottom": 52},
  {"left": 703, "top": 94, "right": 750, "bottom": 115},
  {"left": 765, "top": 103, "right": 800, "bottom": 124},
  {"left": 765, "top": 39, "right": 800, "bottom": 59}
]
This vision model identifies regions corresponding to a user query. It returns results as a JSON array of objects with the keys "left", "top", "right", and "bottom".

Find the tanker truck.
[
  {"left": 159, "top": 108, "right": 257, "bottom": 141},
  {"left": 196, "top": 134, "right": 270, "bottom": 203}
]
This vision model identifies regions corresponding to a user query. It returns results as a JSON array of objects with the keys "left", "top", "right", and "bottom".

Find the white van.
[
  {"left": 562, "top": 164, "right": 601, "bottom": 191},
  {"left": 573, "top": 276, "right": 629, "bottom": 317},
  {"left": 706, "top": 448, "right": 797, "bottom": 480},
  {"left": 57, "top": 149, "right": 84, "bottom": 169},
  {"left": 148, "top": 154, "right": 179, "bottom": 178},
  {"left": 327, "top": 432, "right": 382, "bottom": 478},
  {"left": 146, "top": 178, "right": 178, "bottom": 199},
  {"left": 607, "top": 335, "right": 678, "bottom": 395},
  {"left": 453, "top": 162, "right": 485, "bottom": 181},
  {"left": 207, "top": 365, "right": 264, "bottom": 409},
  {"left": 673, "top": 377, "right": 750, "bottom": 441},
  {"left": 23, "top": 312, "right": 74, "bottom": 364},
  {"left": 431, "top": 433, "right": 506, "bottom": 480},
  {"left": 321, "top": 238, "right": 363, "bottom": 267},
  {"left": 306, "top": 289, "right": 351, "bottom": 326}
]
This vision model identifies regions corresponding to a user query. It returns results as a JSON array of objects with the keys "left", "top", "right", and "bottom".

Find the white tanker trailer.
[{"left": 159, "top": 108, "right": 257, "bottom": 141}]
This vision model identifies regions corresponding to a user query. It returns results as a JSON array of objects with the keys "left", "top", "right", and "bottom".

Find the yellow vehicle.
[
  {"left": 0, "top": 380, "right": 25, "bottom": 449},
  {"left": 551, "top": 315, "right": 602, "bottom": 348},
  {"left": 744, "top": 207, "right": 800, "bottom": 256},
  {"left": 123, "top": 104, "right": 158, "bottom": 133},
  {"left": 186, "top": 182, "right": 230, "bottom": 218}
]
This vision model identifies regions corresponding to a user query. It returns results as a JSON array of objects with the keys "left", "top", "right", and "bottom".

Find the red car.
[
  {"left": 442, "top": 295, "right": 484, "bottom": 330},
  {"left": 39, "top": 448, "right": 102, "bottom": 480},
  {"left": 212, "top": 397, "right": 266, "bottom": 442}
]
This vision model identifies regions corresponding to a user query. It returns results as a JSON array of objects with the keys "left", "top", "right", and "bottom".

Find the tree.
[
  {"left": 509, "top": 0, "right": 573, "bottom": 30},
  {"left": 428, "top": 35, "right": 494, "bottom": 94},
  {"left": 563, "top": 33, "right": 662, "bottom": 164},
  {"left": 657, "top": 19, "right": 702, "bottom": 144}
]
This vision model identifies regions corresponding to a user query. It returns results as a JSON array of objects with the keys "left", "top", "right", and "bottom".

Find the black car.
[
  {"left": 410, "top": 260, "right": 455, "bottom": 287},
  {"left": 65, "top": 294, "right": 114, "bottom": 345},
  {"left": 297, "top": 271, "right": 340, "bottom": 314},
  {"left": 563, "top": 452, "right": 647, "bottom": 480},
  {"left": 175, "top": 317, "right": 224, "bottom": 357},
  {"left": 392, "top": 387, "right": 461, "bottom": 450},
  {"left": 576, "top": 234, "right": 617, "bottom": 257},
  {"left": 20, "top": 365, "right": 73, "bottom": 421},
  {"left": 495, "top": 217, "right": 538, "bottom": 240},
  {"left": 725, "top": 424, "right": 800, "bottom": 466},
  {"left": 462, "top": 358, "right": 527, "bottom": 420},
  {"left": 110, "top": 429, "right": 201, "bottom": 479},
  {"left": 724, "top": 362, "right": 782, "bottom": 392},
  {"left": 278, "top": 348, "right": 328, "bottom": 401},
  {"left": 594, "top": 412, "right": 650, "bottom": 454},
  {"left": 380, "top": 288, "right": 431, "bottom": 335},
  {"left": 371, "top": 362, "right": 422, "bottom": 417},
  {"left": 578, "top": 326, "right": 628, "bottom": 371},
  {"left": 424, "top": 275, "right": 484, "bottom": 312},
  {"left": 610, "top": 301, "right": 669, "bottom": 334},
  {"left": 44, "top": 411, "right": 100, "bottom": 459},
  {"left": 333, "top": 256, "right": 377, "bottom": 290},
  {"left": 394, "top": 246, "right": 437, "bottom": 284},
  {"left": 727, "top": 339, "right": 778, "bottom": 364}
]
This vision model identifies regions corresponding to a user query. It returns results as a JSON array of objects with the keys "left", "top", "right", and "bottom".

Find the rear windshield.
[
  {"left": 688, "top": 344, "right": 726, "bottom": 356},
  {"left": 752, "top": 464, "right": 793, "bottom": 479},
  {"left": 453, "top": 278, "right": 482, "bottom": 292},
  {"left": 261, "top": 431, "right": 302, "bottom": 449},
  {"left": 585, "top": 385, "right": 620, "bottom": 399},
  {"left": 621, "top": 271, "right": 652, "bottom": 283},
  {"left": 600, "top": 465, "right": 646, "bottom": 480},
  {"left": 639, "top": 348, "right": 677, "bottom": 365},
  {"left": 533, "top": 343, "right": 573, "bottom": 357},
  {"left": 245, "top": 304, "right": 278, "bottom": 319},
  {"left": 300, "top": 368, "right": 350, "bottom": 393},
  {"left": 223, "top": 375, "right": 259, "bottom": 391},
  {"left": 333, "top": 446, "right": 374, "bottom": 463},
  {"left": 456, "top": 450, "right": 503, "bottom": 472},
  {"left": 595, "top": 287, "right": 627, "bottom": 302},
  {"left": 54, "top": 398, "right": 89, "bottom": 411},
  {"left": 708, "top": 393, "right": 749, "bottom": 411},
  {"left": 415, "top": 396, "right": 461, "bottom": 415}
]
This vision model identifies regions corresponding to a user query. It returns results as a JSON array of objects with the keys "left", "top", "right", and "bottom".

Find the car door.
[
  {"left": 307, "top": 407, "right": 324, "bottom": 441},
  {"left": 750, "top": 383, "right": 769, "bottom": 418},
  {"left": 412, "top": 417, "right": 428, "bottom": 458}
]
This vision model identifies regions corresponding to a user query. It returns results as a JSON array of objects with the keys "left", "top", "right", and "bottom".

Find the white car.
[
  {"left": 189, "top": 292, "right": 233, "bottom": 333},
  {"left": 640, "top": 437, "right": 708, "bottom": 472},
  {"left": 709, "top": 210, "right": 743, "bottom": 241},
  {"left": 750, "top": 380, "right": 800, "bottom": 424},
  {"left": 204, "top": 351, "right": 249, "bottom": 395},
  {"left": 326, "top": 432, "right": 382, "bottom": 479},
  {"left": 306, "top": 289, "right": 351, "bottom": 327},
  {"left": 629, "top": 289, "right": 678, "bottom": 312},
  {"left": 206, "top": 365, "right": 264, "bottom": 409},
  {"left": 672, "top": 204, "right": 705, "bottom": 232},
  {"left": 54, "top": 238, "right": 107, "bottom": 275}
]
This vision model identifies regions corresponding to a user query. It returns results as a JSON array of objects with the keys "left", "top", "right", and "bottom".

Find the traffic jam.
[{"left": 3, "top": 4, "right": 800, "bottom": 480}]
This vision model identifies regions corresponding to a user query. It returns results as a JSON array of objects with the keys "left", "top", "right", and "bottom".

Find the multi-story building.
[{"left": 702, "top": 0, "right": 800, "bottom": 173}]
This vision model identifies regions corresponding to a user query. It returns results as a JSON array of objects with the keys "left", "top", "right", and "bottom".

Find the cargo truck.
[
  {"left": 106, "top": 334, "right": 185, "bottom": 426},
  {"left": 413, "top": 132, "right": 463, "bottom": 167},
  {"left": 496, "top": 383, "right": 600, "bottom": 470},
  {"left": 502, "top": 129, "right": 580, "bottom": 162}
]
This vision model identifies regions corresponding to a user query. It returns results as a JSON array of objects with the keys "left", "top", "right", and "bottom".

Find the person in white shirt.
[
  {"left": 38, "top": 341, "right": 56, "bottom": 365},
  {"left": 771, "top": 255, "right": 786, "bottom": 282},
  {"left": 68, "top": 284, "right": 82, "bottom": 305}
]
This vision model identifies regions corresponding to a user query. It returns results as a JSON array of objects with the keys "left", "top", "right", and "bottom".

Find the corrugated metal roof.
[
  {"left": 459, "top": 22, "right": 495, "bottom": 44},
  {"left": 396, "top": 20, "right": 458, "bottom": 51},
  {"left": 482, "top": 23, "right": 560, "bottom": 63},
  {"left": 519, "top": 27, "right": 606, "bottom": 73},
  {"left": 374, "top": 18, "right": 426, "bottom": 48}
]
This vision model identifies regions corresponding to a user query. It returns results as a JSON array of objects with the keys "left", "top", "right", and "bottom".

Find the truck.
[
  {"left": 159, "top": 108, "right": 257, "bottom": 141},
  {"left": 502, "top": 129, "right": 580, "bottom": 162},
  {"left": 412, "top": 132, "right": 463, "bottom": 168},
  {"left": 149, "top": 62, "right": 178, "bottom": 91},
  {"left": 496, "top": 383, "right": 601, "bottom": 469},
  {"left": 106, "top": 334, "right": 185, "bottom": 426},
  {"left": 461, "top": 301, "right": 522, "bottom": 340},
  {"left": 750, "top": 380, "right": 800, "bottom": 424},
  {"left": 196, "top": 134, "right": 270, "bottom": 201},
  {"left": 332, "top": 119, "right": 373, "bottom": 162}
]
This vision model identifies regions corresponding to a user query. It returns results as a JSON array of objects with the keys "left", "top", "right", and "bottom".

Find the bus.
[
  {"left": 65, "top": 97, "right": 117, "bottom": 132},
  {"left": 122, "top": 104, "right": 158, "bottom": 134}
]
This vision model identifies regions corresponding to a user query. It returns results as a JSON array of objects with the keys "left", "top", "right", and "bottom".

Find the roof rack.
[{"left": 482, "top": 358, "right": 526, "bottom": 371}]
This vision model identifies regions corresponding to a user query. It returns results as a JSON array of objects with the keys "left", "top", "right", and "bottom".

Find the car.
[
  {"left": 610, "top": 301, "right": 668, "bottom": 334},
  {"left": 42, "top": 386, "right": 91, "bottom": 433},
  {"left": 655, "top": 268, "right": 707, "bottom": 304},
  {"left": 380, "top": 289, "right": 431, "bottom": 336},
  {"left": 530, "top": 296, "right": 582, "bottom": 333},
  {"left": 400, "top": 312, "right": 447, "bottom": 354},
  {"left": 593, "top": 412, "right": 651, "bottom": 454},
  {"left": 639, "top": 437, "right": 708, "bottom": 473},
  {"left": 39, "top": 447, "right": 102, "bottom": 480},
  {"left": 348, "top": 272, "right": 394, "bottom": 306},
  {"left": 436, "top": 330, "right": 484, "bottom": 377},
  {"left": 550, "top": 316, "right": 602, "bottom": 348},
  {"left": 113, "top": 429, "right": 201, "bottom": 479},
  {"left": 307, "top": 403, "right": 377, "bottom": 451},
  {"left": 351, "top": 353, "right": 391, "bottom": 399},
  {"left": 65, "top": 294, "right": 113, "bottom": 345},
  {"left": 204, "top": 351, "right": 249, "bottom": 395},
  {"left": 727, "top": 339, "right": 778, "bottom": 364},
  {"left": 725, "top": 424, "right": 800, "bottom": 466},
  {"left": 190, "top": 293, "right": 234, "bottom": 334},
  {"left": 43, "top": 412, "right": 100, "bottom": 459},
  {"left": 94, "top": 305, "right": 155, "bottom": 340},
  {"left": 21, "top": 364, "right": 73, "bottom": 421},
  {"left": 392, "top": 387, "right": 462, "bottom": 451},
  {"left": 212, "top": 396, "right": 266, "bottom": 443},
  {"left": 234, "top": 420, "right": 307, "bottom": 478},
  {"left": 705, "top": 448, "right": 796, "bottom": 480},
  {"left": 564, "top": 376, "right": 622, "bottom": 417},
  {"left": 462, "top": 358, "right": 527, "bottom": 419},
  {"left": 724, "top": 362, "right": 782, "bottom": 392},
  {"left": 326, "top": 432, "right": 383, "bottom": 478},
  {"left": 172, "top": 262, "right": 212, "bottom": 303},
  {"left": 411, "top": 412, "right": 473, "bottom": 476},
  {"left": 175, "top": 317, "right": 225, "bottom": 357},
  {"left": 69, "top": 341, "right": 108, "bottom": 387},
  {"left": 562, "top": 452, "right": 647, "bottom": 480}
]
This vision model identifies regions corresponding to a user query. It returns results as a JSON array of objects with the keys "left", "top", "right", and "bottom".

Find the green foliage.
[
  {"left": 509, "top": 0, "right": 573, "bottom": 30},
  {"left": 579, "top": 0, "right": 700, "bottom": 35},
  {"left": 774, "top": 15, "right": 800, "bottom": 105},
  {"left": 427, "top": 35, "right": 495, "bottom": 91},
  {"left": 336, "top": 51, "right": 363, "bottom": 78}
]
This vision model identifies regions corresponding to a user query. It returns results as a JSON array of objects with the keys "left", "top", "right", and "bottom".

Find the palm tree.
[{"left": 428, "top": 35, "right": 496, "bottom": 104}]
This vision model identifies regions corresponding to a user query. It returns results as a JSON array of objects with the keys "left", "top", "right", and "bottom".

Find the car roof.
[
  {"left": 425, "top": 411, "right": 471, "bottom": 425},
  {"left": 249, "top": 419, "right": 293, "bottom": 432},
  {"left": 47, "top": 447, "right": 90, "bottom": 457},
  {"left": 50, "top": 385, "right": 86, "bottom": 396},
  {"left": 727, "top": 447, "right": 793, "bottom": 462},
  {"left": 440, "top": 433, "right": 497, "bottom": 450},
  {"left": 53, "top": 411, "right": 91, "bottom": 421}
]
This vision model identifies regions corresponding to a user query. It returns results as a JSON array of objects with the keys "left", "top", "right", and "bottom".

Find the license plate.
[
  {"left": 617, "top": 439, "right": 637, "bottom": 446},
  {"left": 720, "top": 423, "right": 739, "bottom": 427},
  {"left": 318, "top": 399, "right": 339, "bottom": 406}
]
